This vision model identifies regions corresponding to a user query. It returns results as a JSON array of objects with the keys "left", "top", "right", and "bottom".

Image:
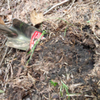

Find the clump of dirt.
[{"left": 41, "top": 34, "right": 94, "bottom": 74}]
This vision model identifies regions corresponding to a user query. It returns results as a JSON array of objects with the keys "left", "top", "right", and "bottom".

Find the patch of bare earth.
[{"left": 0, "top": 0, "right": 100, "bottom": 100}]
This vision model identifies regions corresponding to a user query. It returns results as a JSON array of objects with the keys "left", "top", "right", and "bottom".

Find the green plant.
[
  {"left": 0, "top": 89, "right": 4, "bottom": 93},
  {"left": 45, "top": 17, "right": 74, "bottom": 37},
  {"left": 58, "top": 18, "right": 74, "bottom": 37},
  {"left": 50, "top": 80, "right": 58, "bottom": 87},
  {"left": 26, "top": 30, "right": 47, "bottom": 65},
  {"left": 58, "top": 18, "right": 68, "bottom": 24},
  {"left": 87, "top": 20, "right": 90, "bottom": 23},
  {"left": 19, "top": 23, "right": 24, "bottom": 30},
  {"left": 60, "top": 81, "right": 70, "bottom": 100},
  {"left": 64, "top": 27, "right": 68, "bottom": 37}
]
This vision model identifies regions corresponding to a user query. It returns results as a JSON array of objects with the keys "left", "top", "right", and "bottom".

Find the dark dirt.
[{"left": 2, "top": 24, "right": 99, "bottom": 100}]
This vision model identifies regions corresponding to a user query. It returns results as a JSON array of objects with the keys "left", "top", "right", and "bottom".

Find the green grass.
[
  {"left": 26, "top": 30, "right": 47, "bottom": 65},
  {"left": 45, "top": 17, "right": 74, "bottom": 37},
  {"left": 50, "top": 80, "right": 70, "bottom": 99},
  {"left": 57, "top": 18, "right": 74, "bottom": 37},
  {"left": 0, "top": 89, "right": 4, "bottom": 93},
  {"left": 60, "top": 81, "right": 70, "bottom": 100},
  {"left": 50, "top": 80, "right": 58, "bottom": 87},
  {"left": 19, "top": 23, "right": 24, "bottom": 30},
  {"left": 87, "top": 20, "right": 90, "bottom": 23}
]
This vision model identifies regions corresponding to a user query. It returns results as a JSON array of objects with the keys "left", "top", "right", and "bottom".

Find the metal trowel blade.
[
  {"left": 5, "top": 19, "right": 41, "bottom": 51},
  {"left": 6, "top": 37, "right": 30, "bottom": 51},
  {"left": 5, "top": 19, "right": 33, "bottom": 51},
  {"left": 12, "top": 19, "right": 41, "bottom": 38}
]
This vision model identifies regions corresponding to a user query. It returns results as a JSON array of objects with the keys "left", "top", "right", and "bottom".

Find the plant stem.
[{"left": 26, "top": 31, "right": 47, "bottom": 65}]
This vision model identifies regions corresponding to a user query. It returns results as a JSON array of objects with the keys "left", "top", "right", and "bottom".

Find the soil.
[{"left": 0, "top": 0, "right": 100, "bottom": 100}]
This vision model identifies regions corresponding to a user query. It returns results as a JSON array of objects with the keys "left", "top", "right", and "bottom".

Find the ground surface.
[{"left": 0, "top": 0, "right": 100, "bottom": 100}]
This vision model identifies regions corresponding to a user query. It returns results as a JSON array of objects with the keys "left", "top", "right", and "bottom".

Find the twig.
[
  {"left": 7, "top": 0, "right": 10, "bottom": 10},
  {"left": 85, "top": 32, "right": 99, "bottom": 48},
  {"left": 3, "top": 61, "right": 12, "bottom": 93},
  {"left": 67, "top": 0, "right": 75, "bottom": 11},
  {"left": 95, "top": 50, "right": 100, "bottom": 55},
  {"left": 61, "top": 0, "right": 75, "bottom": 17},
  {"left": 2, "top": 37, "right": 7, "bottom": 45},
  {"left": 65, "top": 94, "right": 95, "bottom": 98},
  {"left": 94, "top": 32, "right": 100, "bottom": 42},
  {"left": 5, "top": 22, "right": 12, "bottom": 25},
  {"left": 0, "top": 37, "right": 7, "bottom": 50},
  {"left": 0, "top": 46, "right": 8, "bottom": 66},
  {"left": 43, "top": 0, "right": 70, "bottom": 15},
  {"left": 43, "top": 95, "right": 48, "bottom": 100},
  {"left": 7, "top": 48, "right": 13, "bottom": 54}
]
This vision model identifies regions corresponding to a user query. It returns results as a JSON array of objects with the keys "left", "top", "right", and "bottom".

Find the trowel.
[{"left": 0, "top": 19, "right": 43, "bottom": 51}]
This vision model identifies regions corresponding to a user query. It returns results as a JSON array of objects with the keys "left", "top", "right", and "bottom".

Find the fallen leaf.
[
  {"left": 30, "top": 10, "right": 44, "bottom": 26},
  {"left": 0, "top": 17, "right": 5, "bottom": 25}
]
